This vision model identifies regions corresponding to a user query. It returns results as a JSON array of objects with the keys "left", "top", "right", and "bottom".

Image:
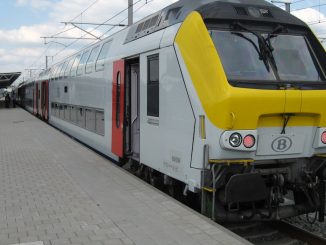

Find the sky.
[{"left": 0, "top": 0, "right": 324, "bottom": 83}]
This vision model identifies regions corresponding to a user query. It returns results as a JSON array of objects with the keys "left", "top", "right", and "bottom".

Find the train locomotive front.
[{"left": 174, "top": 0, "right": 326, "bottom": 222}]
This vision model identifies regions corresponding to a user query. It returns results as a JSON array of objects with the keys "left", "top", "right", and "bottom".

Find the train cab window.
[
  {"left": 147, "top": 54, "right": 159, "bottom": 117},
  {"left": 77, "top": 50, "right": 90, "bottom": 76},
  {"left": 70, "top": 54, "right": 82, "bottom": 77},
  {"left": 85, "top": 108, "right": 96, "bottom": 132},
  {"left": 86, "top": 45, "right": 100, "bottom": 74},
  {"left": 77, "top": 107, "right": 85, "bottom": 128},
  {"left": 64, "top": 58, "right": 74, "bottom": 77},
  {"left": 95, "top": 41, "right": 112, "bottom": 71},
  {"left": 95, "top": 110, "right": 105, "bottom": 135},
  {"left": 210, "top": 30, "right": 325, "bottom": 86}
]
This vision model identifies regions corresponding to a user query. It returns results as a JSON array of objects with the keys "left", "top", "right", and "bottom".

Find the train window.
[
  {"left": 86, "top": 45, "right": 100, "bottom": 74},
  {"left": 95, "top": 41, "right": 112, "bottom": 71},
  {"left": 54, "top": 103, "right": 58, "bottom": 117},
  {"left": 59, "top": 104, "right": 64, "bottom": 119},
  {"left": 77, "top": 50, "right": 90, "bottom": 76},
  {"left": 147, "top": 54, "right": 159, "bottom": 117},
  {"left": 116, "top": 71, "right": 121, "bottom": 128},
  {"left": 60, "top": 61, "right": 68, "bottom": 79},
  {"left": 64, "top": 58, "right": 74, "bottom": 77},
  {"left": 70, "top": 54, "right": 82, "bottom": 77},
  {"left": 77, "top": 107, "right": 85, "bottom": 128},
  {"left": 269, "top": 35, "right": 324, "bottom": 82},
  {"left": 95, "top": 110, "right": 105, "bottom": 135},
  {"left": 210, "top": 31, "right": 276, "bottom": 81},
  {"left": 55, "top": 63, "right": 63, "bottom": 79},
  {"left": 50, "top": 65, "right": 58, "bottom": 80},
  {"left": 52, "top": 103, "right": 56, "bottom": 116},
  {"left": 64, "top": 86, "right": 68, "bottom": 93},
  {"left": 64, "top": 105, "right": 69, "bottom": 120},
  {"left": 71, "top": 106, "right": 77, "bottom": 124},
  {"left": 85, "top": 108, "right": 96, "bottom": 132}
]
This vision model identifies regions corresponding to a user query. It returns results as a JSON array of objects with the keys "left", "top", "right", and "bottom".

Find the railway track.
[{"left": 225, "top": 220, "right": 326, "bottom": 245}]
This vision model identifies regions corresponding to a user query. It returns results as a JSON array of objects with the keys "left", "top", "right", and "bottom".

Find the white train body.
[{"left": 18, "top": 0, "right": 326, "bottom": 222}]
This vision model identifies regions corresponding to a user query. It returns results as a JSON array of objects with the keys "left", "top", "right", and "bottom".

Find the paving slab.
[{"left": 0, "top": 108, "right": 251, "bottom": 245}]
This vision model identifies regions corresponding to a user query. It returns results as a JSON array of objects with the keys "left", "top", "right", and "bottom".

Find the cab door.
[{"left": 111, "top": 60, "right": 125, "bottom": 157}]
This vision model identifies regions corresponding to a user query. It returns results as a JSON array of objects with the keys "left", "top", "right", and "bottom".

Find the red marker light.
[
  {"left": 243, "top": 135, "right": 255, "bottom": 148},
  {"left": 321, "top": 131, "right": 326, "bottom": 144}
]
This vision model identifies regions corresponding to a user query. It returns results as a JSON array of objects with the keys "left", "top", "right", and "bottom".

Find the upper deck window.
[
  {"left": 64, "top": 58, "right": 74, "bottom": 77},
  {"left": 70, "top": 54, "right": 81, "bottom": 77},
  {"left": 77, "top": 50, "right": 90, "bottom": 76},
  {"left": 86, "top": 45, "right": 100, "bottom": 74},
  {"left": 95, "top": 41, "right": 112, "bottom": 71},
  {"left": 60, "top": 61, "right": 68, "bottom": 78}
]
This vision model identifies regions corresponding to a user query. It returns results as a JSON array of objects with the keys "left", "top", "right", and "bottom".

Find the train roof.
[
  {"left": 41, "top": 0, "right": 309, "bottom": 79},
  {"left": 125, "top": 0, "right": 306, "bottom": 43}
]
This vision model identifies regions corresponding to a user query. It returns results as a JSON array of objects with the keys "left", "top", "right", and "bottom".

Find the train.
[{"left": 16, "top": 0, "right": 326, "bottom": 223}]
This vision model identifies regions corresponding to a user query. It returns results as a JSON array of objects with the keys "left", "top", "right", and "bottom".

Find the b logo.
[{"left": 271, "top": 136, "right": 292, "bottom": 152}]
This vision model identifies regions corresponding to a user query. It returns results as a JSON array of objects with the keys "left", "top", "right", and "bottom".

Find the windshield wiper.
[
  {"left": 265, "top": 25, "right": 287, "bottom": 49},
  {"left": 231, "top": 22, "right": 277, "bottom": 72},
  {"left": 264, "top": 25, "right": 288, "bottom": 70},
  {"left": 231, "top": 32, "right": 263, "bottom": 60}
]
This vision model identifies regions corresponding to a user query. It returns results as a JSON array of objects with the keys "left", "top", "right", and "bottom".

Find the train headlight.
[
  {"left": 229, "top": 133, "right": 242, "bottom": 147},
  {"left": 321, "top": 131, "right": 326, "bottom": 144},
  {"left": 243, "top": 135, "right": 256, "bottom": 148}
]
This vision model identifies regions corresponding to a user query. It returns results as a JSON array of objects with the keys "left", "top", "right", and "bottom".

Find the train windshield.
[{"left": 210, "top": 30, "right": 324, "bottom": 84}]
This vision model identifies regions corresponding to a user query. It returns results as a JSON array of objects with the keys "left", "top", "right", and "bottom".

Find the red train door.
[
  {"left": 41, "top": 81, "right": 49, "bottom": 120},
  {"left": 34, "top": 83, "right": 38, "bottom": 115},
  {"left": 112, "top": 60, "right": 125, "bottom": 157}
]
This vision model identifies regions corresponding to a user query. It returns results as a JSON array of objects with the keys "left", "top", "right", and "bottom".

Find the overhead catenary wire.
[
  {"left": 49, "top": 0, "right": 147, "bottom": 61},
  {"left": 29, "top": 0, "right": 103, "bottom": 72}
]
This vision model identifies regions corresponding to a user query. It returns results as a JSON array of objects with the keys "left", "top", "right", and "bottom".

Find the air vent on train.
[
  {"left": 234, "top": 7, "right": 248, "bottom": 16},
  {"left": 260, "top": 8, "right": 273, "bottom": 18},
  {"left": 135, "top": 15, "right": 159, "bottom": 34}
]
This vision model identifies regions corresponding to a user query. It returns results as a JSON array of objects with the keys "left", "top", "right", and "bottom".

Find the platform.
[{"left": 0, "top": 107, "right": 250, "bottom": 245}]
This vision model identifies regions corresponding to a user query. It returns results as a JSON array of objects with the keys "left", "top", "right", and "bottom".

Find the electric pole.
[
  {"left": 271, "top": 0, "right": 291, "bottom": 13},
  {"left": 128, "top": 0, "right": 133, "bottom": 26},
  {"left": 46, "top": 56, "right": 53, "bottom": 70}
]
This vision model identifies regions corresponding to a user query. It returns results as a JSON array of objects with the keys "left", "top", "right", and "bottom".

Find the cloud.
[
  {"left": 15, "top": 0, "right": 52, "bottom": 10},
  {"left": 0, "top": 24, "right": 59, "bottom": 46},
  {"left": 4, "top": 0, "right": 325, "bottom": 77},
  {"left": 2, "top": 0, "right": 178, "bottom": 74},
  {"left": 292, "top": 8, "right": 326, "bottom": 38}
]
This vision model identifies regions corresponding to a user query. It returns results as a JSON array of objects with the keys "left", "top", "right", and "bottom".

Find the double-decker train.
[{"left": 17, "top": 0, "right": 326, "bottom": 222}]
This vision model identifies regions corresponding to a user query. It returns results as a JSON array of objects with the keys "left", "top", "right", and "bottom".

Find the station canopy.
[{"left": 0, "top": 72, "right": 21, "bottom": 89}]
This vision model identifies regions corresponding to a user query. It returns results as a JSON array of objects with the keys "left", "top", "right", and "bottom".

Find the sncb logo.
[{"left": 271, "top": 136, "right": 292, "bottom": 152}]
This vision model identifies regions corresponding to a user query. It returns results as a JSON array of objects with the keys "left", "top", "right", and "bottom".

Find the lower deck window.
[
  {"left": 95, "top": 110, "right": 105, "bottom": 136},
  {"left": 77, "top": 107, "right": 85, "bottom": 128},
  {"left": 85, "top": 108, "right": 96, "bottom": 132},
  {"left": 51, "top": 102, "right": 104, "bottom": 136},
  {"left": 71, "top": 106, "right": 77, "bottom": 124}
]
